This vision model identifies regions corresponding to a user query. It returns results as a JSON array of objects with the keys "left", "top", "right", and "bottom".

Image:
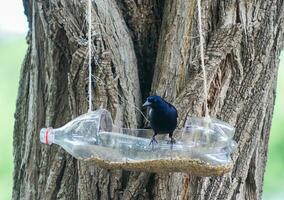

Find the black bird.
[{"left": 142, "top": 95, "right": 178, "bottom": 145}]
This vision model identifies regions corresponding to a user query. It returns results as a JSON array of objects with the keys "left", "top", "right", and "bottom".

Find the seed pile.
[{"left": 85, "top": 156, "right": 232, "bottom": 176}]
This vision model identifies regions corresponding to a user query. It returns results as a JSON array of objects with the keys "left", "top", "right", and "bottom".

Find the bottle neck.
[{"left": 40, "top": 128, "right": 54, "bottom": 145}]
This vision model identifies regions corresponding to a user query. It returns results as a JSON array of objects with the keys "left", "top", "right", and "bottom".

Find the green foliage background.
[
  {"left": 0, "top": 36, "right": 283, "bottom": 200},
  {"left": 0, "top": 37, "right": 26, "bottom": 200}
]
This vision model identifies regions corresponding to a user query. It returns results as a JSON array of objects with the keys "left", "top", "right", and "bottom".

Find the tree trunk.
[{"left": 13, "top": 0, "right": 283, "bottom": 199}]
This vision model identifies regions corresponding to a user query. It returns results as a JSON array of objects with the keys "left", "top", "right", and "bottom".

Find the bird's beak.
[{"left": 142, "top": 100, "right": 151, "bottom": 107}]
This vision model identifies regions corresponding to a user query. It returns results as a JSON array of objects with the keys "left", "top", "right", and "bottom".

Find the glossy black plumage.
[{"left": 142, "top": 95, "right": 178, "bottom": 145}]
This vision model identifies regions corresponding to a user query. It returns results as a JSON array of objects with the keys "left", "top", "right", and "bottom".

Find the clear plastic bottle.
[
  {"left": 40, "top": 109, "right": 113, "bottom": 159},
  {"left": 40, "top": 109, "right": 237, "bottom": 176}
]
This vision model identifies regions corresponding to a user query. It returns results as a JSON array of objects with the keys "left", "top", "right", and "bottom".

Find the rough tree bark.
[{"left": 13, "top": 0, "right": 283, "bottom": 199}]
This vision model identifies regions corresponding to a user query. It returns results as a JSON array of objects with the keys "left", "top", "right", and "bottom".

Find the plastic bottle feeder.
[{"left": 40, "top": 109, "right": 236, "bottom": 177}]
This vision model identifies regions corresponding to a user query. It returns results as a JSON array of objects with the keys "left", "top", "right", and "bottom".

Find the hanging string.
[
  {"left": 31, "top": 0, "right": 37, "bottom": 64},
  {"left": 85, "top": 0, "right": 148, "bottom": 123},
  {"left": 197, "top": 0, "right": 209, "bottom": 119},
  {"left": 88, "top": 0, "right": 93, "bottom": 112}
]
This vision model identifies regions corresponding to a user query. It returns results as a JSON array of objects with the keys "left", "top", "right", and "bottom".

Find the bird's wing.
[{"left": 165, "top": 101, "right": 178, "bottom": 118}]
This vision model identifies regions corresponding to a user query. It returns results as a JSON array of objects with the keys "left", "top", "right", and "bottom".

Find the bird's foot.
[
  {"left": 149, "top": 137, "right": 158, "bottom": 147},
  {"left": 149, "top": 136, "right": 158, "bottom": 146},
  {"left": 167, "top": 138, "right": 176, "bottom": 144},
  {"left": 167, "top": 138, "right": 176, "bottom": 149}
]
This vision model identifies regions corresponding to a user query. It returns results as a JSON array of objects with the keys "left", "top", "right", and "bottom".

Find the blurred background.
[{"left": 0, "top": 1, "right": 283, "bottom": 200}]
